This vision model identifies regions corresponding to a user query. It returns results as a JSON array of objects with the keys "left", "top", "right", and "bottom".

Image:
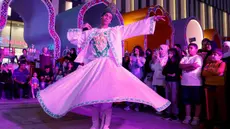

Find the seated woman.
[{"left": 202, "top": 49, "right": 226, "bottom": 126}]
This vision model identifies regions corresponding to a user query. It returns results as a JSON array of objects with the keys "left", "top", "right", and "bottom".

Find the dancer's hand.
[
  {"left": 154, "top": 15, "right": 165, "bottom": 22},
  {"left": 82, "top": 23, "right": 92, "bottom": 30}
]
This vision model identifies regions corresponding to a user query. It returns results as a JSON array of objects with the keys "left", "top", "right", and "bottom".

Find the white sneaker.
[
  {"left": 191, "top": 117, "right": 199, "bottom": 126},
  {"left": 134, "top": 107, "right": 139, "bottom": 112},
  {"left": 182, "top": 116, "right": 191, "bottom": 124},
  {"left": 124, "top": 106, "right": 130, "bottom": 111}
]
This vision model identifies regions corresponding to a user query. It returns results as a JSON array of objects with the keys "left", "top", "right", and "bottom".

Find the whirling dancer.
[{"left": 37, "top": 2, "right": 170, "bottom": 129}]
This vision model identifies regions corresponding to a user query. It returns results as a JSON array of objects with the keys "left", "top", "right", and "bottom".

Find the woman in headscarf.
[
  {"left": 203, "top": 41, "right": 218, "bottom": 66},
  {"left": 151, "top": 44, "right": 169, "bottom": 101},
  {"left": 198, "top": 40, "right": 218, "bottom": 123},
  {"left": 222, "top": 41, "right": 230, "bottom": 127},
  {"left": 222, "top": 41, "right": 230, "bottom": 59}
]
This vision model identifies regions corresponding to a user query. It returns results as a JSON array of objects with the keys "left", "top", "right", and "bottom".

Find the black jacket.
[{"left": 162, "top": 60, "right": 181, "bottom": 82}]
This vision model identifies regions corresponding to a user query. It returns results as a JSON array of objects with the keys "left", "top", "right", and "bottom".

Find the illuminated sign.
[{"left": 0, "top": 36, "right": 28, "bottom": 48}]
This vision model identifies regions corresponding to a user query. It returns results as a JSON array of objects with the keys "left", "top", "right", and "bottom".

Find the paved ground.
[{"left": 0, "top": 99, "right": 196, "bottom": 129}]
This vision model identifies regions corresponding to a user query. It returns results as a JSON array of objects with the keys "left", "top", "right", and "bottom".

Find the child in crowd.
[
  {"left": 29, "top": 72, "right": 40, "bottom": 98},
  {"left": 202, "top": 49, "right": 226, "bottom": 126},
  {"left": 55, "top": 69, "right": 64, "bottom": 81},
  {"left": 180, "top": 43, "right": 203, "bottom": 125},
  {"left": 162, "top": 48, "right": 181, "bottom": 120}
]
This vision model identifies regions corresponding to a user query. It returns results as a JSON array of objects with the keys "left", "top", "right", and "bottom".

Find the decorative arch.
[
  {"left": 0, "top": 0, "right": 12, "bottom": 31},
  {"left": 40, "top": 0, "right": 61, "bottom": 60},
  {"left": 144, "top": 5, "right": 174, "bottom": 50},
  {"left": 0, "top": 0, "right": 61, "bottom": 60}
]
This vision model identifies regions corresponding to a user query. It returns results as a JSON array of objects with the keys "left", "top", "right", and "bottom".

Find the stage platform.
[{"left": 0, "top": 99, "right": 194, "bottom": 129}]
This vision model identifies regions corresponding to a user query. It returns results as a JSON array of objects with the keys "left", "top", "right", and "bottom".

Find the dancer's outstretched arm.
[
  {"left": 116, "top": 15, "right": 165, "bottom": 40},
  {"left": 67, "top": 28, "right": 86, "bottom": 48},
  {"left": 67, "top": 24, "right": 92, "bottom": 48}
]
